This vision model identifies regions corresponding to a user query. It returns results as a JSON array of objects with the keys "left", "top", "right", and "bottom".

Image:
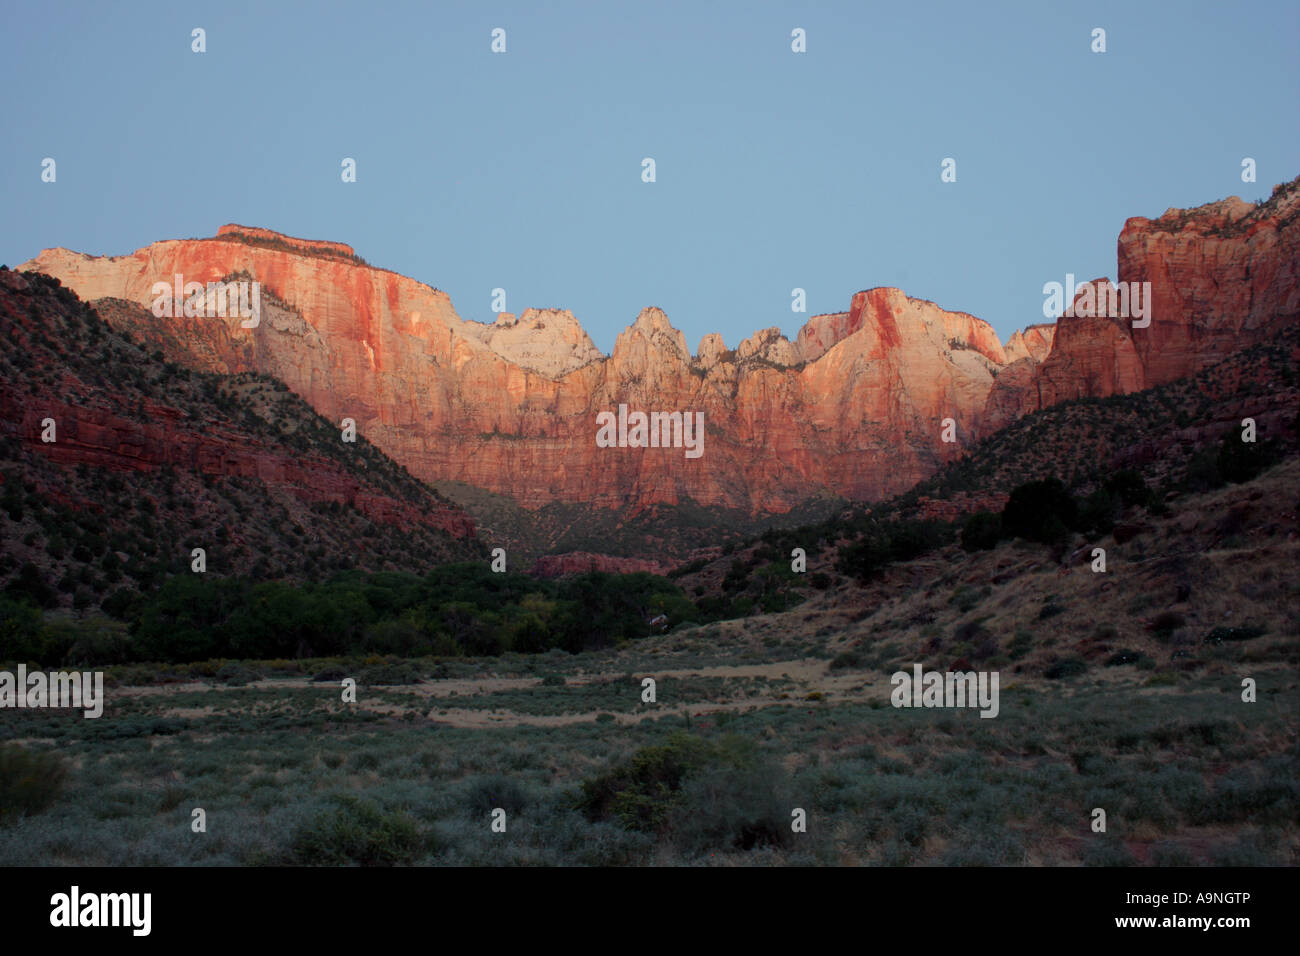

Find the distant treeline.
[{"left": 1, "top": 565, "right": 703, "bottom": 665}]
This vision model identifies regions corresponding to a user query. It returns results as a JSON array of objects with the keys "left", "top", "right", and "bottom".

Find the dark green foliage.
[
  {"left": 465, "top": 775, "right": 530, "bottom": 816},
  {"left": 1203, "top": 625, "right": 1266, "bottom": 644},
  {"left": 829, "top": 645, "right": 868, "bottom": 671},
  {"left": 214, "top": 662, "right": 260, "bottom": 686},
  {"left": 1077, "top": 487, "right": 1117, "bottom": 535},
  {"left": 0, "top": 744, "right": 67, "bottom": 824},
  {"left": 1037, "top": 601, "right": 1066, "bottom": 620},
  {"left": 0, "top": 595, "right": 44, "bottom": 661},
  {"left": 1149, "top": 611, "right": 1185, "bottom": 640},
  {"left": 97, "top": 563, "right": 700, "bottom": 665},
  {"left": 1001, "top": 477, "right": 1077, "bottom": 544},
  {"left": 578, "top": 732, "right": 713, "bottom": 832},
  {"left": 836, "top": 519, "right": 954, "bottom": 581},
  {"left": 960, "top": 511, "right": 1002, "bottom": 551},
  {"left": 577, "top": 733, "right": 792, "bottom": 853},
  {"left": 672, "top": 744, "right": 793, "bottom": 852},
  {"left": 1184, "top": 426, "right": 1281, "bottom": 492},
  {"left": 4, "top": 563, "right": 58, "bottom": 609},
  {"left": 1105, "top": 469, "right": 1151, "bottom": 508},
  {"left": 1217, "top": 427, "right": 1279, "bottom": 484},
  {"left": 1044, "top": 655, "right": 1087, "bottom": 679},
  {"left": 288, "top": 796, "right": 425, "bottom": 866},
  {"left": 357, "top": 661, "right": 421, "bottom": 685}
]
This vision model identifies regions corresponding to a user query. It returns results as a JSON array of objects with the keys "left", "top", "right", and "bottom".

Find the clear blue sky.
[{"left": 3, "top": 0, "right": 1297, "bottom": 352}]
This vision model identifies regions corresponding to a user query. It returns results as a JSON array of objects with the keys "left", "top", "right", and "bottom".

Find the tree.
[
  {"left": 960, "top": 511, "right": 1002, "bottom": 552},
  {"left": 1002, "top": 477, "right": 1078, "bottom": 544}
]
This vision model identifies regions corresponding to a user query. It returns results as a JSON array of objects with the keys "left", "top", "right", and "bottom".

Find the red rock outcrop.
[
  {"left": 6, "top": 394, "right": 472, "bottom": 538},
  {"left": 1004, "top": 324, "right": 1054, "bottom": 364},
  {"left": 21, "top": 178, "right": 1298, "bottom": 518},
  {"left": 21, "top": 235, "right": 1012, "bottom": 512},
  {"left": 986, "top": 180, "right": 1300, "bottom": 428}
]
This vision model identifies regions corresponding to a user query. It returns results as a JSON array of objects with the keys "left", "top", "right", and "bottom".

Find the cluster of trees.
[
  {"left": 962, "top": 425, "right": 1281, "bottom": 553},
  {"left": 835, "top": 518, "right": 955, "bottom": 582},
  {"left": 961, "top": 470, "right": 1152, "bottom": 552},
  {"left": 1183, "top": 425, "right": 1281, "bottom": 493},
  {"left": 1, "top": 564, "right": 701, "bottom": 666}
]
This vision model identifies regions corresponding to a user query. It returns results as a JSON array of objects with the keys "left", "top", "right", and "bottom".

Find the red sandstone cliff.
[
  {"left": 20, "top": 178, "right": 1299, "bottom": 517},
  {"left": 21, "top": 232, "right": 1010, "bottom": 511},
  {"left": 985, "top": 180, "right": 1300, "bottom": 428}
]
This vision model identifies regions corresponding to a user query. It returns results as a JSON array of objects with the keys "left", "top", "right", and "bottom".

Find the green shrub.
[
  {"left": 0, "top": 595, "right": 44, "bottom": 662},
  {"left": 578, "top": 733, "right": 792, "bottom": 855},
  {"left": 1104, "top": 470, "right": 1151, "bottom": 508},
  {"left": 1078, "top": 488, "right": 1117, "bottom": 535},
  {"left": 829, "top": 646, "right": 868, "bottom": 671},
  {"left": 671, "top": 750, "right": 792, "bottom": 853},
  {"left": 1044, "top": 655, "right": 1087, "bottom": 680},
  {"left": 0, "top": 744, "right": 68, "bottom": 824},
  {"left": 1203, "top": 625, "right": 1266, "bottom": 644},
  {"left": 288, "top": 795, "right": 425, "bottom": 866},
  {"left": 357, "top": 661, "right": 421, "bottom": 685},
  {"left": 214, "top": 662, "right": 260, "bottom": 686},
  {"left": 578, "top": 732, "right": 715, "bottom": 832},
  {"left": 950, "top": 585, "right": 986, "bottom": 614},
  {"left": 1008, "top": 630, "right": 1034, "bottom": 660},
  {"left": 3, "top": 563, "right": 58, "bottom": 610},
  {"left": 960, "top": 511, "right": 1002, "bottom": 552},
  {"left": 1216, "top": 428, "right": 1279, "bottom": 484},
  {"left": 1002, "top": 477, "right": 1078, "bottom": 544},
  {"left": 465, "top": 775, "right": 530, "bottom": 816}
]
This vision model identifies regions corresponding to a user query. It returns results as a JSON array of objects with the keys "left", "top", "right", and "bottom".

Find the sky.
[{"left": 2, "top": 0, "right": 1297, "bottom": 354}]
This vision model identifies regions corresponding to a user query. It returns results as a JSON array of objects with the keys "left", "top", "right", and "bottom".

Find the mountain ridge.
[{"left": 17, "top": 178, "right": 1299, "bottom": 562}]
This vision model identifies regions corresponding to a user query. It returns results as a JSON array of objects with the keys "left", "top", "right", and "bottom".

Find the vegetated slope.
[
  {"left": 0, "top": 268, "right": 482, "bottom": 613},
  {"left": 895, "top": 324, "right": 1300, "bottom": 515},
  {"left": 683, "top": 453, "right": 1299, "bottom": 692},
  {"left": 669, "top": 328, "right": 1299, "bottom": 605}
]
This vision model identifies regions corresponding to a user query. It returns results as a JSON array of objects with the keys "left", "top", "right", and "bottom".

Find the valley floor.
[{"left": 2, "top": 461, "right": 1297, "bottom": 866}]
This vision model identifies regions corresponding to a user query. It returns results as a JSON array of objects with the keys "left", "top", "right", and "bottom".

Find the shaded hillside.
[
  {"left": 778, "top": 454, "right": 1300, "bottom": 689},
  {"left": 895, "top": 327, "right": 1300, "bottom": 514},
  {"left": 432, "top": 478, "right": 845, "bottom": 566},
  {"left": 672, "top": 330, "right": 1300, "bottom": 600},
  {"left": 0, "top": 268, "right": 482, "bottom": 613}
]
